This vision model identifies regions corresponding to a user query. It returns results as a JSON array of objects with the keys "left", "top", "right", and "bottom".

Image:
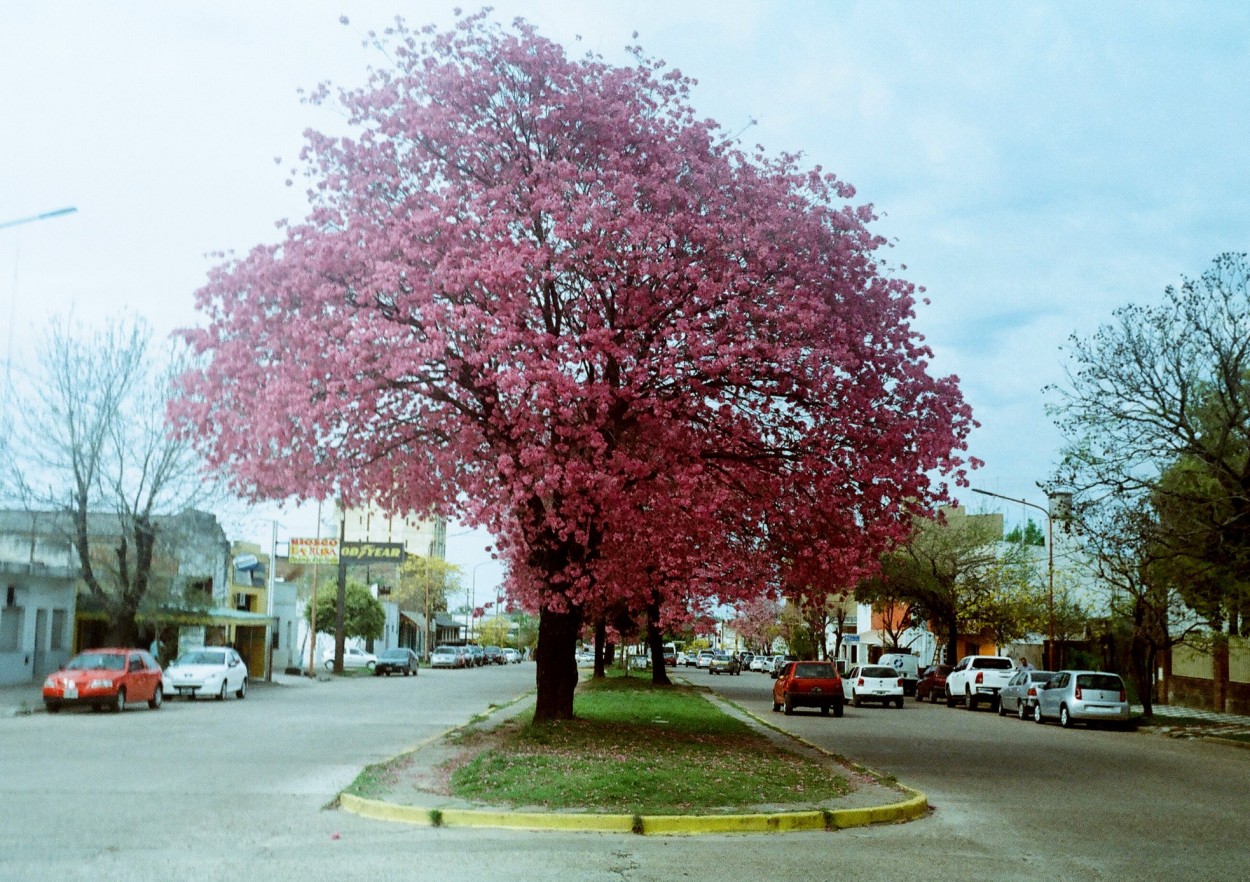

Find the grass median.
[{"left": 441, "top": 673, "right": 853, "bottom": 815}]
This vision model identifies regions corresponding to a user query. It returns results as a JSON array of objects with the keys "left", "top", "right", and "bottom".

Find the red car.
[
  {"left": 42, "top": 648, "right": 164, "bottom": 713},
  {"left": 915, "top": 664, "right": 953, "bottom": 703},
  {"left": 772, "top": 660, "right": 844, "bottom": 716}
]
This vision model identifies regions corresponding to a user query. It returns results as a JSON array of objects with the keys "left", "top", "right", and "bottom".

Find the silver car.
[
  {"left": 998, "top": 669, "right": 1055, "bottom": 719},
  {"left": 1034, "top": 670, "right": 1131, "bottom": 728}
]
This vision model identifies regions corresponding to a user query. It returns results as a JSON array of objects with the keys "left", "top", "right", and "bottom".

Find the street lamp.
[
  {"left": 971, "top": 487, "right": 1070, "bottom": 670},
  {"left": 0, "top": 206, "right": 78, "bottom": 231},
  {"left": 3, "top": 206, "right": 77, "bottom": 393}
]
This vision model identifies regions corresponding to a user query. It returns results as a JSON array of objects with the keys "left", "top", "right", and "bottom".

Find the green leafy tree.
[
  {"left": 307, "top": 580, "right": 385, "bottom": 642},
  {"left": 1004, "top": 519, "right": 1046, "bottom": 547}
]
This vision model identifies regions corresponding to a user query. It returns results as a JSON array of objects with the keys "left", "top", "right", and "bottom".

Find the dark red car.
[
  {"left": 915, "top": 664, "right": 953, "bottom": 703},
  {"left": 772, "top": 660, "right": 844, "bottom": 716},
  {"left": 42, "top": 648, "right": 163, "bottom": 713}
]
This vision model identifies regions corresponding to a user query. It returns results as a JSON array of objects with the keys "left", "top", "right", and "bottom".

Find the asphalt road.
[{"left": 1, "top": 664, "right": 1247, "bottom": 882}]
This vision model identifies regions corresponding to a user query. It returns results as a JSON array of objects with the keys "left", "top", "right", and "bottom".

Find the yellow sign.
[{"left": 288, "top": 538, "right": 339, "bottom": 565}]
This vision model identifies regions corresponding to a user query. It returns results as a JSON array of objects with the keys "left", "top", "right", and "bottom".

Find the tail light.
[
  {"left": 976, "top": 671, "right": 984, "bottom": 684},
  {"left": 1027, "top": 687, "right": 1037, "bottom": 697},
  {"left": 857, "top": 678, "right": 865, "bottom": 687},
  {"left": 1075, "top": 686, "right": 1083, "bottom": 700},
  {"left": 1120, "top": 687, "right": 1127, "bottom": 702},
  {"left": 897, "top": 678, "right": 904, "bottom": 687}
]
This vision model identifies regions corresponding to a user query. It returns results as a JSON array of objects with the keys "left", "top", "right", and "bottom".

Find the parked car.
[
  {"left": 483, "top": 645, "right": 505, "bottom": 665},
  {"left": 502, "top": 648, "right": 521, "bottom": 664},
  {"left": 375, "top": 647, "right": 420, "bottom": 676},
  {"left": 738, "top": 651, "right": 755, "bottom": 671},
  {"left": 915, "top": 664, "right": 953, "bottom": 703},
  {"left": 43, "top": 648, "right": 163, "bottom": 713},
  {"left": 324, "top": 645, "right": 377, "bottom": 671},
  {"left": 629, "top": 653, "right": 651, "bottom": 670},
  {"left": 998, "top": 669, "right": 1054, "bottom": 718},
  {"left": 944, "top": 654, "right": 1017, "bottom": 710},
  {"left": 684, "top": 651, "right": 702, "bottom": 667},
  {"left": 696, "top": 649, "right": 716, "bottom": 669},
  {"left": 575, "top": 648, "right": 596, "bottom": 665},
  {"left": 843, "top": 664, "right": 906, "bottom": 708},
  {"left": 771, "top": 654, "right": 798, "bottom": 678},
  {"left": 877, "top": 651, "right": 921, "bottom": 695},
  {"left": 662, "top": 644, "right": 678, "bottom": 667},
  {"left": 430, "top": 645, "right": 461, "bottom": 669},
  {"left": 772, "top": 660, "right": 844, "bottom": 716},
  {"left": 750, "top": 654, "right": 772, "bottom": 673},
  {"left": 163, "top": 646, "right": 249, "bottom": 700},
  {"left": 1034, "top": 670, "right": 1131, "bottom": 728},
  {"left": 708, "top": 651, "right": 741, "bottom": 675}
]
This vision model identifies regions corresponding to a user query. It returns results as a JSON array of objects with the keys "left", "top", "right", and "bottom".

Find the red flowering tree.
[{"left": 173, "top": 12, "right": 974, "bottom": 721}]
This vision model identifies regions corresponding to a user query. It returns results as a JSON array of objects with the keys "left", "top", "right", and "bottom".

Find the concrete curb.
[
  {"left": 336, "top": 685, "right": 930, "bottom": 836},
  {"left": 339, "top": 788, "right": 929, "bottom": 835}
]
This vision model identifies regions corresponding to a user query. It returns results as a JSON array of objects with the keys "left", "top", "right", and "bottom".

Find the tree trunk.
[
  {"left": 533, "top": 606, "right": 582, "bottom": 721},
  {"left": 593, "top": 618, "right": 606, "bottom": 679},
  {"left": 646, "top": 604, "right": 671, "bottom": 686},
  {"left": 1129, "top": 631, "right": 1153, "bottom": 719}
]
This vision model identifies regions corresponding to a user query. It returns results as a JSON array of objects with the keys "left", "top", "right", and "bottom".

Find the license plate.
[
  {"left": 811, "top": 687, "right": 822, "bottom": 693},
  {"left": 177, "top": 687, "right": 193, "bottom": 695},
  {"left": 64, "top": 683, "right": 77, "bottom": 699}
]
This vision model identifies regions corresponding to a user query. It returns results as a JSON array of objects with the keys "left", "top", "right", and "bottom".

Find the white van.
[{"left": 878, "top": 652, "right": 921, "bottom": 695}]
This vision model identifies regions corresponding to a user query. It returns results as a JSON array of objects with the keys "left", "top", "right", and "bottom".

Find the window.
[
  {"left": 50, "top": 609, "right": 67, "bottom": 651},
  {"left": 0, "top": 607, "right": 22, "bottom": 652}
]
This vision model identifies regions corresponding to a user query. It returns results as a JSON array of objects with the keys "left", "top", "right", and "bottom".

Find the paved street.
[{"left": 2, "top": 665, "right": 1248, "bottom": 882}]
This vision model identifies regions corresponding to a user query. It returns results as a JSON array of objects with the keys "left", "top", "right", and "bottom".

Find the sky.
[{"left": 3, "top": 1, "right": 1248, "bottom": 592}]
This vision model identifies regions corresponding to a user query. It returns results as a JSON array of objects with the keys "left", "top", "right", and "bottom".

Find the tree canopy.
[{"left": 174, "top": 12, "right": 974, "bottom": 719}]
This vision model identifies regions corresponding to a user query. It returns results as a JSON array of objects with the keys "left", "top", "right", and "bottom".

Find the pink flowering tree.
[{"left": 173, "top": 12, "right": 974, "bottom": 721}]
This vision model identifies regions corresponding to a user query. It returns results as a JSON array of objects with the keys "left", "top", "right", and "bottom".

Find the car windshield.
[
  {"left": 1031, "top": 671, "right": 1055, "bottom": 682},
  {"left": 175, "top": 650, "right": 226, "bottom": 666},
  {"left": 862, "top": 666, "right": 897, "bottom": 678},
  {"left": 1077, "top": 673, "right": 1122, "bottom": 691},
  {"left": 433, "top": 646, "right": 455, "bottom": 654},
  {"left": 66, "top": 652, "right": 125, "bottom": 671},
  {"left": 973, "top": 658, "right": 1015, "bottom": 669},
  {"left": 794, "top": 662, "right": 835, "bottom": 678},
  {"left": 380, "top": 650, "right": 407, "bottom": 659}
]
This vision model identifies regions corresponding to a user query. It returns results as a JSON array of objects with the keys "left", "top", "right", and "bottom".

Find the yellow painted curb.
[{"left": 339, "top": 786, "right": 929, "bottom": 836}]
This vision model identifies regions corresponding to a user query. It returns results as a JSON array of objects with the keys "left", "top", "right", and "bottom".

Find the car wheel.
[
  {"left": 833, "top": 700, "right": 844, "bottom": 718},
  {"left": 325, "top": 660, "right": 334, "bottom": 671},
  {"left": 1018, "top": 701, "right": 1028, "bottom": 721},
  {"left": 1060, "top": 704, "right": 1073, "bottom": 728},
  {"left": 772, "top": 699, "right": 781, "bottom": 713},
  {"left": 149, "top": 684, "right": 163, "bottom": 710},
  {"left": 236, "top": 678, "right": 248, "bottom": 700},
  {"left": 915, "top": 690, "right": 924, "bottom": 702},
  {"left": 895, "top": 697, "right": 904, "bottom": 709},
  {"left": 998, "top": 699, "right": 1008, "bottom": 716},
  {"left": 114, "top": 687, "right": 127, "bottom": 713},
  {"left": 1034, "top": 703, "right": 1044, "bottom": 724},
  {"left": 45, "top": 702, "right": 60, "bottom": 713},
  {"left": 367, "top": 661, "right": 376, "bottom": 671},
  {"left": 820, "top": 704, "right": 829, "bottom": 715},
  {"left": 852, "top": 693, "right": 862, "bottom": 708},
  {"left": 218, "top": 680, "right": 228, "bottom": 701},
  {"left": 946, "top": 688, "right": 956, "bottom": 708},
  {"left": 783, "top": 696, "right": 794, "bottom": 715}
]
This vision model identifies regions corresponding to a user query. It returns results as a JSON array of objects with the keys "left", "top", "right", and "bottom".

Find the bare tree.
[{"left": 4, "top": 316, "right": 217, "bottom": 645}]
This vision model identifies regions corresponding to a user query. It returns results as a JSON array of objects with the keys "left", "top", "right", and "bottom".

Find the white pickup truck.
[{"left": 944, "top": 655, "right": 1018, "bottom": 711}]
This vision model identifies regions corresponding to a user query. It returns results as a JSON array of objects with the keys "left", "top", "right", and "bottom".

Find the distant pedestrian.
[{"left": 1019, "top": 656, "right": 1034, "bottom": 672}]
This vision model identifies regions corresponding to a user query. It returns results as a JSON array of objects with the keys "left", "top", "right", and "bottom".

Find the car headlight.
[
  {"left": 43, "top": 676, "right": 57, "bottom": 688},
  {"left": 89, "top": 679, "right": 114, "bottom": 689}
]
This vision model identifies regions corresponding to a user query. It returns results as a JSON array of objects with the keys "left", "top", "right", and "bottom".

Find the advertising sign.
[
  {"left": 340, "top": 541, "right": 406, "bottom": 565},
  {"left": 288, "top": 538, "right": 339, "bottom": 565}
]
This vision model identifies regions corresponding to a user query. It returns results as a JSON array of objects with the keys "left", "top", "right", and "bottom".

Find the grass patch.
[
  {"left": 449, "top": 677, "right": 851, "bottom": 814},
  {"left": 345, "top": 752, "right": 415, "bottom": 799}
]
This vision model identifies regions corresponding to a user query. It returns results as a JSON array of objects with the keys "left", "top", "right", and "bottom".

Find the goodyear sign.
[{"left": 340, "top": 541, "right": 406, "bottom": 565}]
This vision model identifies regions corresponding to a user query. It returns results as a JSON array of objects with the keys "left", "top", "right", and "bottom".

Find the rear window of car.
[
  {"left": 1077, "top": 673, "right": 1123, "bottom": 691},
  {"left": 794, "top": 662, "right": 836, "bottom": 678},
  {"left": 972, "top": 658, "right": 1015, "bottom": 670},
  {"left": 862, "top": 666, "right": 897, "bottom": 678}
]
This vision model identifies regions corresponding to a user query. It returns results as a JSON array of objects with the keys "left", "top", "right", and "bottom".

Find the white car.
[
  {"left": 501, "top": 648, "right": 521, "bottom": 663},
  {"left": 843, "top": 664, "right": 905, "bottom": 708},
  {"left": 429, "top": 645, "right": 461, "bottom": 669},
  {"left": 163, "top": 647, "right": 248, "bottom": 700},
  {"left": 750, "top": 655, "right": 772, "bottom": 672},
  {"left": 324, "top": 646, "right": 377, "bottom": 671}
]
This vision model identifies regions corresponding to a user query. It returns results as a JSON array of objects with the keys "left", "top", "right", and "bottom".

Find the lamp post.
[
  {"left": 971, "top": 487, "right": 1070, "bottom": 670},
  {"left": 3, "top": 207, "right": 77, "bottom": 394},
  {"left": 470, "top": 560, "right": 491, "bottom": 643}
]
